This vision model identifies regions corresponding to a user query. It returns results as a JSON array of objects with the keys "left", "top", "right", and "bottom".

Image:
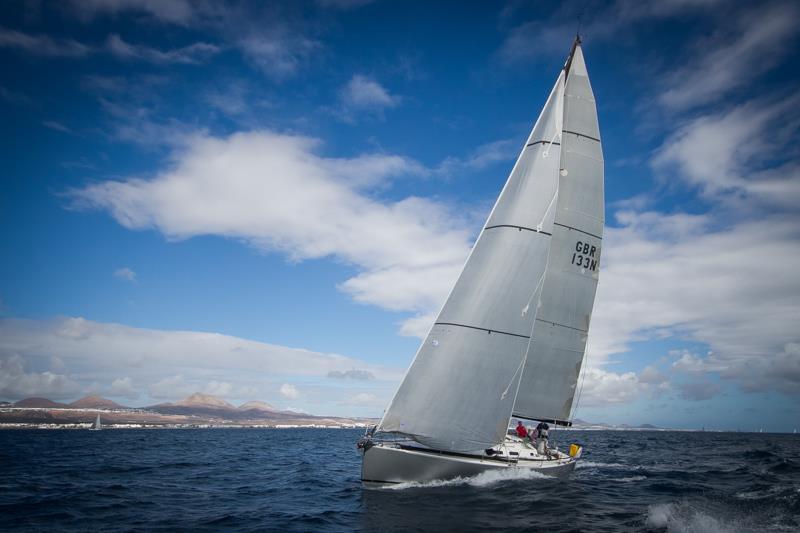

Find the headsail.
[
  {"left": 377, "top": 73, "right": 566, "bottom": 453},
  {"left": 512, "top": 40, "right": 604, "bottom": 424}
]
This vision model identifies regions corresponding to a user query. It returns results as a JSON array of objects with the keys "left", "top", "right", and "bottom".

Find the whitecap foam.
[
  {"left": 575, "top": 461, "right": 626, "bottom": 469},
  {"left": 383, "top": 467, "right": 551, "bottom": 491},
  {"left": 615, "top": 475, "right": 646, "bottom": 483},
  {"left": 646, "top": 502, "right": 739, "bottom": 533}
]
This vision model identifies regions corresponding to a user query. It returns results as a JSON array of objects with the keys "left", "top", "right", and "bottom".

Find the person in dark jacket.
[{"left": 535, "top": 421, "right": 550, "bottom": 453}]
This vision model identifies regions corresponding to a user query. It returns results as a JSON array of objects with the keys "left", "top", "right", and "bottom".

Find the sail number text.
[{"left": 571, "top": 241, "right": 598, "bottom": 271}]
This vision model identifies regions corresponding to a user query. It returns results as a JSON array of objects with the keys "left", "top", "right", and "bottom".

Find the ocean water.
[{"left": 1, "top": 429, "right": 798, "bottom": 532}]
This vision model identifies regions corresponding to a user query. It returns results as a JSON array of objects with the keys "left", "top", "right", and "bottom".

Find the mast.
[{"left": 563, "top": 34, "right": 581, "bottom": 79}]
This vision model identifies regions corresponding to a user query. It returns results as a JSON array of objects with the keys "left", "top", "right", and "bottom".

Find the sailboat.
[
  {"left": 90, "top": 413, "right": 102, "bottom": 431},
  {"left": 359, "top": 37, "right": 603, "bottom": 486}
]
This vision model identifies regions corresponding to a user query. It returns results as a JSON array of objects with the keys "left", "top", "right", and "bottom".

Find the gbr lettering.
[{"left": 570, "top": 241, "right": 599, "bottom": 271}]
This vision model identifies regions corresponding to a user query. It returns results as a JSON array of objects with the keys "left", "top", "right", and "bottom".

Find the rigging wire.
[{"left": 570, "top": 345, "right": 591, "bottom": 422}]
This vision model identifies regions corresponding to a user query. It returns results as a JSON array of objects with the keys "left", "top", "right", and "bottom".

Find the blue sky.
[{"left": 1, "top": 0, "right": 798, "bottom": 431}]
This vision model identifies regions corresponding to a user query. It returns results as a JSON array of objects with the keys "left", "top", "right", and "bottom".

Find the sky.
[{"left": 1, "top": 0, "right": 798, "bottom": 431}]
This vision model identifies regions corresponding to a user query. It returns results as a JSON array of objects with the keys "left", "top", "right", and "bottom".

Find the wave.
[{"left": 384, "top": 468, "right": 552, "bottom": 491}]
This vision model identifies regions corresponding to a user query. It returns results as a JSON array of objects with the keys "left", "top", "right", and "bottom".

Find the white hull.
[{"left": 361, "top": 437, "right": 577, "bottom": 487}]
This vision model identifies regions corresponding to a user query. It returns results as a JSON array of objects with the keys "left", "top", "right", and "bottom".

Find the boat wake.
[{"left": 383, "top": 467, "right": 552, "bottom": 491}]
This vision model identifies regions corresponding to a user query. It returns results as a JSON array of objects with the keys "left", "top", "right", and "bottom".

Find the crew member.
[
  {"left": 535, "top": 421, "right": 550, "bottom": 454},
  {"left": 515, "top": 421, "right": 528, "bottom": 439}
]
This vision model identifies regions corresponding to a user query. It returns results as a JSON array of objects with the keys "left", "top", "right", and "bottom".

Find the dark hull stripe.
[
  {"left": 553, "top": 222, "right": 602, "bottom": 241},
  {"left": 434, "top": 322, "right": 530, "bottom": 339},
  {"left": 484, "top": 224, "right": 552, "bottom": 236},
  {"left": 398, "top": 445, "right": 513, "bottom": 463}
]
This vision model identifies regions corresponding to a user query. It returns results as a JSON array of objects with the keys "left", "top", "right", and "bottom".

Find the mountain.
[
  {"left": 172, "top": 393, "right": 235, "bottom": 409},
  {"left": 14, "top": 398, "right": 69, "bottom": 408},
  {"left": 69, "top": 395, "right": 124, "bottom": 409},
  {"left": 149, "top": 393, "right": 311, "bottom": 421},
  {"left": 238, "top": 400, "right": 276, "bottom": 412}
]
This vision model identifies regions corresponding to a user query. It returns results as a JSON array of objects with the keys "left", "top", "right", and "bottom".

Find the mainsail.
[{"left": 378, "top": 38, "right": 602, "bottom": 453}]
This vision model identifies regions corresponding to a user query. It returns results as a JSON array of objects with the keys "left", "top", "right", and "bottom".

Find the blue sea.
[{"left": 1, "top": 428, "right": 798, "bottom": 532}]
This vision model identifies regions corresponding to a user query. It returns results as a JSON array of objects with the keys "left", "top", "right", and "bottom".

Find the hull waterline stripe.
[
  {"left": 434, "top": 322, "right": 530, "bottom": 339},
  {"left": 563, "top": 130, "right": 601, "bottom": 142},
  {"left": 535, "top": 317, "right": 588, "bottom": 334},
  {"left": 484, "top": 224, "right": 552, "bottom": 236},
  {"left": 553, "top": 222, "right": 603, "bottom": 241},
  {"left": 399, "top": 444, "right": 514, "bottom": 463},
  {"left": 361, "top": 478, "right": 401, "bottom": 484}
]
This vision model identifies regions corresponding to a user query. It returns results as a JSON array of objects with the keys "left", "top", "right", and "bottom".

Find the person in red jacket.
[{"left": 515, "top": 421, "right": 528, "bottom": 439}]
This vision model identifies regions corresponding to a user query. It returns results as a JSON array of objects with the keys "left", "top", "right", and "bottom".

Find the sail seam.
[
  {"left": 484, "top": 224, "right": 552, "bottom": 236},
  {"left": 562, "top": 130, "right": 600, "bottom": 142},
  {"left": 535, "top": 317, "right": 587, "bottom": 333},
  {"left": 553, "top": 222, "right": 602, "bottom": 240},
  {"left": 434, "top": 322, "right": 530, "bottom": 339},
  {"left": 526, "top": 140, "right": 561, "bottom": 148}
]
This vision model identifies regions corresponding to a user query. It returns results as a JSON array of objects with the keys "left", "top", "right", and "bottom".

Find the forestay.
[
  {"left": 512, "top": 43, "right": 604, "bottom": 423},
  {"left": 377, "top": 73, "right": 566, "bottom": 453}
]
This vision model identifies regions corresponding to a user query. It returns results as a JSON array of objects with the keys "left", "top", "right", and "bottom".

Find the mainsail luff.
[
  {"left": 512, "top": 41, "right": 604, "bottom": 423},
  {"left": 377, "top": 73, "right": 566, "bottom": 453}
]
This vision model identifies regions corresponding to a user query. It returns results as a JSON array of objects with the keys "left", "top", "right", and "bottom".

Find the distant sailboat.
[
  {"left": 359, "top": 36, "right": 603, "bottom": 486},
  {"left": 90, "top": 413, "right": 102, "bottom": 431}
]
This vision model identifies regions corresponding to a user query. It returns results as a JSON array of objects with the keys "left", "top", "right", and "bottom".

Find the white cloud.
[
  {"left": 0, "top": 354, "right": 81, "bottom": 400},
  {"left": 0, "top": 27, "right": 91, "bottom": 57},
  {"left": 495, "top": 0, "right": 726, "bottom": 65},
  {"left": 653, "top": 95, "right": 800, "bottom": 209},
  {"left": 109, "top": 376, "right": 139, "bottom": 399},
  {"left": 148, "top": 374, "right": 192, "bottom": 400},
  {"left": 113, "top": 267, "right": 137, "bottom": 282},
  {"left": 0, "top": 316, "right": 400, "bottom": 381},
  {"left": 677, "top": 381, "right": 720, "bottom": 401},
  {"left": 327, "top": 369, "right": 375, "bottom": 380},
  {"left": 587, "top": 211, "right": 800, "bottom": 396},
  {"left": 106, "top": 34, "right": 220, "bottom": 64},
  {"left": 0, "top": 317, "right": 402, "bottom": 408},
  {"left": 339, "top": 75, "right": 400, "bottom": 112},
  {"left": 70, "top": 0, "right": 196, "bottom": 25},
  {"left": 639, "top": 365, "right": 668, "bottom": 386},
  {"left": 436, "top": 138, "right": 518, "bottom": 176},
  {"left": 70, "top": 130, "right": 471, "bottom": 333},
  {"left": 317, "top": 0, "right": 375, "bottom": 9},
  {"left": 340, "top": 392, "right": 381, "bottom": 406},
  {"left": 658, "top": 2, "right": 799, "bottom": 110},
  {"left": 42, "top": 120, "right": 72, "bottom": 133},
  {"left": 574, "top": 367, "right": 648, "bottom": 407},
  {"left": 237, "top": 32, "right": 319, "bottom": 80},
  {"left": 280, "top": 383, "right": 299, "bottom": 399}
]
